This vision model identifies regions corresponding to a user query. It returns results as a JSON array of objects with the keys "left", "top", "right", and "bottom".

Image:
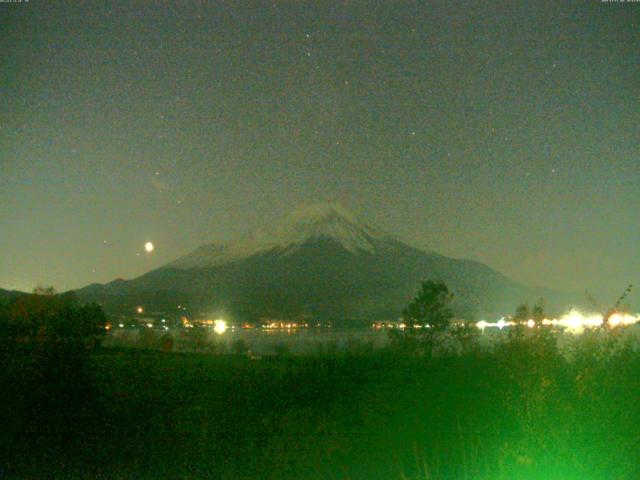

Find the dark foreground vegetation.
[{"left": 2, "top": 291, "right": 640, "bottom": 479}]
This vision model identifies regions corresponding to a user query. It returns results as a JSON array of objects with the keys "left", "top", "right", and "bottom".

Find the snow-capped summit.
[
  {"left": 167, "top": 203, "right": 390, "bottom": 270},
  {"left": 254, "top": 202, "right": 389, "bottom": 253}
]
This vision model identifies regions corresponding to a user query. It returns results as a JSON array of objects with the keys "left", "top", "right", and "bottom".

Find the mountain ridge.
[{"left": 75, "top": 203, "right": 583, "bottom": 321}]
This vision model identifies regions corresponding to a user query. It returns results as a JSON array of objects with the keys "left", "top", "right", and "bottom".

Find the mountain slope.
[
  {"left": 166, "top": 203, "right": 390, "bottom": 269},
  {"left": 75, "top": 203, "right": 579, "bottom": 321}
]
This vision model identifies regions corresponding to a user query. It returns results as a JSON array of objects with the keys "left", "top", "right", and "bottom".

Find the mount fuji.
[{"left": 76, "top": 203, "right": 574, "bottom": 322}]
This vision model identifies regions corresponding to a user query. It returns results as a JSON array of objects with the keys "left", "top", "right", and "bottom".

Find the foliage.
[
  {"left": 513, "top": 299, "right": 545, "bottom": 324},
  {"left": 0, "top": 288, "right": 108, "bottom": 475},
  {"left": 392, "top": 280, "right": 454, "bottom": 355},
  {"left": 402, "top": 280, "right": 454, "bottom": 330},
  {"left": 3, "top": 327, "right": 640, "bottom": 479},
  {"left": 0, "top": 289, "right": 106, "bottom": 349},
  {"left": 32, "top": 284, "right": 57, "bottom": 296},
  {"left": 2, "top": 286, "right": 639, "bottom": 479},
  {"left": 447, "top": 321, "right": 481, "bottom": 355},
  {"left": 531, "top": 298, "right": 545, "bottom": 322},
  {"left": 513, "top": 303, "right": 530, "bottom": 323},
  {"left": 511, "top": 299, "right": 546, "bottom": 340}
]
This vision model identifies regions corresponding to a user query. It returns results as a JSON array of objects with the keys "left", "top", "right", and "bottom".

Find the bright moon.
[{"left": 144, "top": 241, "right": 154, "bottom": 253}]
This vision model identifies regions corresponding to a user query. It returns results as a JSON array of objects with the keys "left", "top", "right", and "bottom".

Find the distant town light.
[
  {"left": 496, "top": 318, "right": 513, "bottom": 330},
  {"left": 214, "top": 319, "right": 228, "bottom": 335},
  {"left": 144, "top": 241, "right": 154, "bottom": 253},
  {"left": 136, "top": 306, "right": 144, "bottom": 314},
  {"left": 474, "top": 310, "right": 640, "bottom": 333}
]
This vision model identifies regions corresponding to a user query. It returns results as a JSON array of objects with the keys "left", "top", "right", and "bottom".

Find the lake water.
[
  {"left": 106, "top": 326, "right": 388, "bottom": 355},
  {"left": 104, "top": 324, "right": 640, "bottom": 356}
]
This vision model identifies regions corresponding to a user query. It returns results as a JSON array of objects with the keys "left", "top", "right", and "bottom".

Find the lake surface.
[
  {"left": 106, "top": 326, "right": 388, "bottom": 355},
  {"left": 104, "top": 324, "right": 640, "bottom": 355}
]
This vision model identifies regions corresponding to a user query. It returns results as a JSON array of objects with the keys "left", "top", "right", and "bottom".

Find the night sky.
[{"left": 2, "top": 1, "right": 639, "bottom": 307}]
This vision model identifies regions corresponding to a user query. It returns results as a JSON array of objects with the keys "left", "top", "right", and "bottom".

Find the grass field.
[{"left": 2, "top": 330, "right": 640, "bottom": 479}]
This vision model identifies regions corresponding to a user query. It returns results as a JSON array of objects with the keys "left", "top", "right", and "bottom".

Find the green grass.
[{"left": 3, "top": 332, "right": 640, "bottom": 479}]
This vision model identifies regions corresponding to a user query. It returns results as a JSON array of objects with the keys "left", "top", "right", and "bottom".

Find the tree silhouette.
[
  {"left": 402, "top": 280, "right": 454, "bottom": 331},
  {"left": 394, "top": 281, "right": 454, "bottom": 356},
  {"left": 532, "top": 299, "right": 545, "bottom": 323},
  {"left": 33, "top": 285, "right": 57, "bottom": 296},
  {"left": 1, "top": 288, "right": 106, "bottom": 349},
  {"left": 513, "top": 303, "right": 530, "bottom": 323},
  {"left": 0, "top": 288, "right": 108, "bottom": 441}
]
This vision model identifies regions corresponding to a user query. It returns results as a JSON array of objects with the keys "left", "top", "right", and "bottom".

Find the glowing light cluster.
[
  {"left": 542, "top": 310, "right": 602, "bottom": 331},
  {"left": 476, "top": 310, "right": 640, "bottom": 333},
  {"left": 213, "top": 319, "right": 228, "bottom": 335},
  {"left": 262, "top": 321, "right": 308, "bottom": 330},
  {"left": 476, "top": 318, "right": 514, "bottom": 330},
  {"left": 608, "top": 312, "right": 638, "bottom": 328}
]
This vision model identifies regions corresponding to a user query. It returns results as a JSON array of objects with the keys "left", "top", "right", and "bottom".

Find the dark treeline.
[{"left": 0, "top": 289, "right": 107, "bottom": 478}]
